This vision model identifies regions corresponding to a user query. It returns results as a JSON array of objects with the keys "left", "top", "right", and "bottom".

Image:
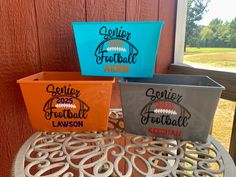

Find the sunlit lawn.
[
  {"left": 184, "top": 47, "right": 236, "bottom": 151},
  {"left": 184, "top": 47, "right": 236, "bottom": 70},
  {"left": 212, "top": 99, "right": 235, "bottom": 150},
  {"left": 185, "top": 47, "right": 236, "bottom": 54}
]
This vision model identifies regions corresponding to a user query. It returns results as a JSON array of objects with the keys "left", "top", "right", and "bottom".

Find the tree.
[
  {"left": 200, "top": 26, "right": 214, "bottom": 47},
  {"left": 187, "top": 25, "right": 203, "bottom": 47},
  {"left": 229, "top": 17, "right": 236, "bottom": 47},
  {"left": 200, "top": 18, "right": 231, "bottom": 47},
  {"left": 185, "top": 0, "right": 210, "bottom": 49}
]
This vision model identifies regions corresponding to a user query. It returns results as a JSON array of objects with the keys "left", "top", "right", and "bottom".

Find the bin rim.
[
  {"left": 71, "top": 21, "right": 164, "bottom": 25},
  {"left": 17, "top": 71, "right": 115, "bottom": 84},
  {"left": 119, "top": 74, "right": 225, "bottom": 90}
]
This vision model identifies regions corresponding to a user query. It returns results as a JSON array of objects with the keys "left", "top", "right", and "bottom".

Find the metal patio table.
[{"left": 12, "top": 109, "right": 236, "bottom": 177}]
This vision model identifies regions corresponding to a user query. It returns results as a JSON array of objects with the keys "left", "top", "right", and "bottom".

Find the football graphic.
[
  {"left": 95, "top": 38, "right": 138, "bottom": 65},
  {"left": 43, "top": 95, "right": 89, "bottom": 120},
  {"left": 140, "top": 100, "right": 191, "bottom": 126}
]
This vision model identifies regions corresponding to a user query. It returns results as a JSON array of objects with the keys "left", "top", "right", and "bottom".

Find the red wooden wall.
[{"left": 0, "top": 0, "right": 176, "bottom": 176}]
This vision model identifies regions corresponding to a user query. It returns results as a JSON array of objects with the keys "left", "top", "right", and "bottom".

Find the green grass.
[
  {"left": 184, "top": 47, "right": 236, "bottom": 70},
  {"left": 184, "top": 47, "right": 236, "bottom": 151}
]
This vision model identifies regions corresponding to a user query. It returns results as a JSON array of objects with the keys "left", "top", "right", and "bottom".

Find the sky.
[{"left": 198, "top": 0, "right": 236, "bottom": 25}]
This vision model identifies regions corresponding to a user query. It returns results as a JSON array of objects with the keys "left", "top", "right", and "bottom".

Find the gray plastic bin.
[{"left": 119, "top": 74, "right": 224, "bottom": 142}]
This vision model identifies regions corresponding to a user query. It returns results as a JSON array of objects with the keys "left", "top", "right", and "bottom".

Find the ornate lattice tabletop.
[{"left": 12, "top": 109, "right": 236, "bottom": 177}]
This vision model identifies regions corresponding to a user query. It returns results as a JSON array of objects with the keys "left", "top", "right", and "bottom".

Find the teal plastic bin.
[{"left": 72, "top": 21, "right": 164, "bottom": 77}]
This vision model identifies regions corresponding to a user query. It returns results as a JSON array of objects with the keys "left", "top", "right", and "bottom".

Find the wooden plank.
[
  {"left": 86, "top": 0, "right": 125, "bottom": 21},
  {"left": 35, "top": 0, "right": 86, "bottom": 71},
  {"left": 126, "top": 0, "right": 159, "bottom": 21},
  {"left": 168, "top": 64, "right": 236, "bottom": 102},
  {"left": 0, "top": 0, "right": 41, "bottom": 176},
  {"left": 156, "top": 0, "right": 177, "bottom": 73},
  {"left": 229, "top": 106, "right": 236, "bottom": 164}
]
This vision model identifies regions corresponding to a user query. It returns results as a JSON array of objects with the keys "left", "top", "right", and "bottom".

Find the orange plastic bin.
[{"left": 17, "top": 72, "right": 114, "bottom": 132}]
